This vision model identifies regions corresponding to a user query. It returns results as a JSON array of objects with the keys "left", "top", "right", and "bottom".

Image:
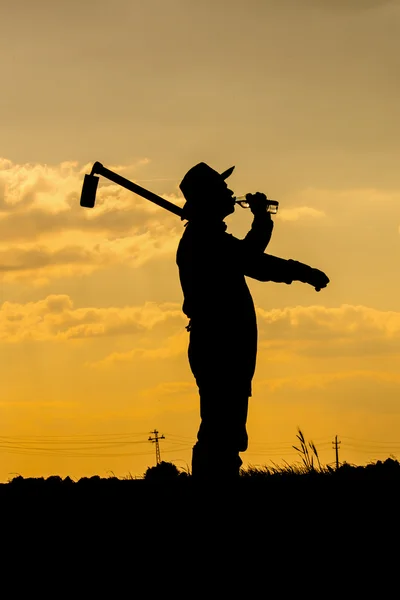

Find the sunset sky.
[{"left": 1, "top": 0, "right": 400, "bottom": 481}]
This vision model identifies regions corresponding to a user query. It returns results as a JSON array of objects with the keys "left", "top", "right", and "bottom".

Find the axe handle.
[{"left": 91, "top": 162, "right": 184, "bottom": 218}]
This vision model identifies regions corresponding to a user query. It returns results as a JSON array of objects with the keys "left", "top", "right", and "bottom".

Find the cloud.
[
  {"left": 4, "top": 293, "right": 400, "bottom": 370},
  {"left": 257, "top": 304, "right": 400, "bottom": 357},
  {"left": 257, "top": 369, "right": 400, "bottom": 394},
  {"left": 4, "top": 293, "right": 400, "bottom": 361},
  {"left": 0, "top": 294, "right": 184, "bottom": 343},
  {"left": 0, "top": 226, "right": 181, "bottom": 286},
  {"left": 253, "top": 368, "right": 400, "bottom": 417},
  {"left": 0, "top": 244, "right": 97, "bottom": 272},
  {"left": 1, "top": 157, "right": 399, "bottom": 290},
  {"left": 279, "top": 186, "right": 400, "bottom": 220},
  {"left": 0, "top": 157, "right": 184, "bottom": 284},
  {"left": 0, "top": 157, "right": 182, "bottom": 224},
  {"left": 88, "top": 330, "right": 187, "bottom": 368},
  {"left": 0, "top": 159, "right": 79, "bottom": 212}
]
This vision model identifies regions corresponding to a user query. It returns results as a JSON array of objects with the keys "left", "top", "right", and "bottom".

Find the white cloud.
[
  {"left": 0, "top": 157, "right": 184, "bottom": 284},
  {"left": 1, "top": 157, "right": 400, "bottom": 292},
  {"left": 256, "top": 304, "right": 400, "bottom": 357},
  {"left": 0, "top": 156, "right": 183, "bottom": 222},
  {"left": 0, "top": 295, "right": 184, "bottom": 343},
  {"left": 4, "top": 294, "right": 400, "bottom": 367}
]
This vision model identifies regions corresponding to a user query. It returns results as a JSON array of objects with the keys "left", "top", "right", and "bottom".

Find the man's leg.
[{"left": 191, "top": 389, "right": 249, "bottom": 480}]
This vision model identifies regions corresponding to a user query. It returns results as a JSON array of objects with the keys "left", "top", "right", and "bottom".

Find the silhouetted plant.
[
  {"left": 240, "top": 465, "right": 271, "bottom": 478},
  {"left": 293, "top": 427, "right": 322, "bottom": 473},
  {"left": 241, "top": 461, "right": 306, "bottom": 477},
  {"left": 144, "top": 461, "right": 181, "bottom": 481},
  {"left": 121, "top": 471, "right": 137, "bottom": 480}
]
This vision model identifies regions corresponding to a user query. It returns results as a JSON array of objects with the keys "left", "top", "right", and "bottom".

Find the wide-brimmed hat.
[{"left": 179, "top": 162, "right": 235, "bottom": 203}]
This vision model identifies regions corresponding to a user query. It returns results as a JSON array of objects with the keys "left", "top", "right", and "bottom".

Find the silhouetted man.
[{"left": 176, "top": 162, "right": 329, "bottom": 480}]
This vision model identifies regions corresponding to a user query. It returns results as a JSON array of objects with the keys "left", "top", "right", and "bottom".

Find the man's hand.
[
  {"left": 307, "top": 268, "right": 330, "bottom": 292},
  {"left": 288, "top": 260, "right": 330, "bottom": 292},
  {"left": 247, "top": 192, "right": 271, "bottom": 217}
]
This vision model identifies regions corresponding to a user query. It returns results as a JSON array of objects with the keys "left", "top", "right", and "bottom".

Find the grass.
[
  {"left": 241, "top": 427, "right": 328, "bottom": 477},
  {"left": 240, "top": 426, "right": 400, "bottom": 482}
]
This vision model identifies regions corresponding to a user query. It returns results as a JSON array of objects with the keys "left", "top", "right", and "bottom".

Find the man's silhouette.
[{"left": 176, "top": 162, "right": 329, "bottom": 480}]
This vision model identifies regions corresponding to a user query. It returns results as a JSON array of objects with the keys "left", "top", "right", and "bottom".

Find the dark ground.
[
  {"left": 2, "top": 461, "right": 399, "bottom": 533},
  {"left": 1, "top": 468, "right": 398, "bottom": 591}
]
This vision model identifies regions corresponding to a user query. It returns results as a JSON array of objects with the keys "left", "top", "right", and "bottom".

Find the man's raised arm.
[{"left": 241, "top": 193, "right": 274, "bottom": 254}]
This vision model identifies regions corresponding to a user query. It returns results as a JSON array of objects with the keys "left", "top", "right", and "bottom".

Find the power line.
[
  {"left": 0, "top": 429, "right": 399, "bottom": 462},
  {"left": 0, "top": 448, "right": 166, "bottom": 458},
  {"left": 163, "top": 432, "right": 195, "bottom": 441},
  {"left": 343, "top": 446, "right": 399, "bottom": 455},
  {"left": 0, "top": 432, "right": 150, "bottom": 439},
  {"left": 341, "top": 435, "right": 400, "bottom": 446}
]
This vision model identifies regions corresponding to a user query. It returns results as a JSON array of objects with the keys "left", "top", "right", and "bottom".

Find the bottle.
[{"left": 234, "top": 195, "right": 279, "bottom": 214}]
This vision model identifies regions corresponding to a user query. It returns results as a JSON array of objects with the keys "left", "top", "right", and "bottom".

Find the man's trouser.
[
  {"left": 191, "top": 386, "right": 249, "bottom": 479},
  {"left": 187, "top": 323, "right": 255, "bottom": 479}
]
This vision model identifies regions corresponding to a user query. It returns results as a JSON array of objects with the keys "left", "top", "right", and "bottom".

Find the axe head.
[{"left": 80, "top": 174, "right": 99, "bottom": 208}]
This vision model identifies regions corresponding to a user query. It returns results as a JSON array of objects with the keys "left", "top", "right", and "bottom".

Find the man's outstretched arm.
[{"left": 243, "top": 253, "right": 330, "bottom": 292}]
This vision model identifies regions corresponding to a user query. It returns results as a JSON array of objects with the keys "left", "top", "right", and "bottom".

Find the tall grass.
[
  {"left": 292, "top": 427, "right": 323, "bottom": 473},
  {"left": 242, "top": 427, "right": 327, "bottom": 477}
]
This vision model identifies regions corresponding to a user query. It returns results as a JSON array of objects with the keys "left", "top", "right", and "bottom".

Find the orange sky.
[{"left": 1, "top": 0, "right": 400, "bottom": 481}]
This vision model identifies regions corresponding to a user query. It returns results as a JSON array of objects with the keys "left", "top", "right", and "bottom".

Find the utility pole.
[
  {"left": 148, "top": 429, "right": 165, "bottom": 465},
  {"left": 332, "top": 435, "right": 341, "bottom": 470}
]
